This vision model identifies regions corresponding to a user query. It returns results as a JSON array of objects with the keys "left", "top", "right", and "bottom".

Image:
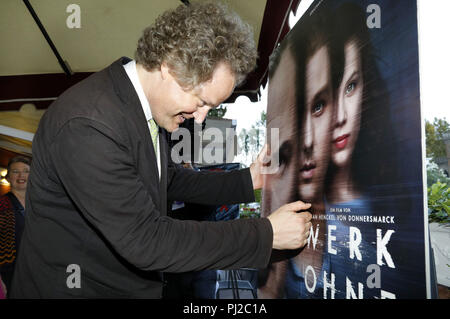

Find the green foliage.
[
  {"left": 238, "top": 111, "right": 266, "bottom": 162},
  {"left": 239, "top": 128, "right": 250, "bottom": 156},
  {"left": 254, "top": 189, "right": 262, "bottom": 204},
  {"left": 256, "top": 111, "right": 267, "bottom": 127},
  {"left": 425, "top": 120, "right": 450, "bottom": 223},
  {"left": 240, "top": 205, "right": 260, "bottom": 219},
  {"left": 428, "top": 181, "right": 450, "bottom": 224},
  {"left": 240, "top": 189, "right": 262, "bottom": 219},
  {"left": 426, "top": 160, "right": 450, "bottom": 187},
  {"left": 207, "top": 105, "right": 227, "bottom": 118},
  {"left": 425, "top": 117, "right": 450, "bottom": 161}
]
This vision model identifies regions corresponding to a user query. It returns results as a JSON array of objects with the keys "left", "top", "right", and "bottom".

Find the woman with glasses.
[{"left": 0, "top": 156, "right": 31, "bottom": 297}]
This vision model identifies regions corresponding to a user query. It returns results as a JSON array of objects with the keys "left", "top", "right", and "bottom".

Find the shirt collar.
[{"left": 123, "top": 60, "right": 153, "bottom": 121}]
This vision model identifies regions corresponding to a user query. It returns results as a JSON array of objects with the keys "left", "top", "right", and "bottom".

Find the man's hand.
[
  {"left": 267, "top": 201, "right": 312, "bottom": 250},
  {"left": 250, "top": 144, "right": 269, "bottom": 190}
]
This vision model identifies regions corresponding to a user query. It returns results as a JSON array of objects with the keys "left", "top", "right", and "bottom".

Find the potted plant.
[{"left": 240, "top": 189, "right": 261, "bottom": 219}]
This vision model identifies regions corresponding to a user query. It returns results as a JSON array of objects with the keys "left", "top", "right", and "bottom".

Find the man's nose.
[{"left": 193, "top": 106, "right": 210, "bottom": 124}]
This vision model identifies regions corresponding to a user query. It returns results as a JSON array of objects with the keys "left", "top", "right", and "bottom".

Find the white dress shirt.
[{"left": 123, "top": 60, "right": 161, "bottom": 179}]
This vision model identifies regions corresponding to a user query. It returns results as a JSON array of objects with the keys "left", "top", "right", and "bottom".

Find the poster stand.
[{"left": 429, "top": 239, "right": 439, "bottom": 299}]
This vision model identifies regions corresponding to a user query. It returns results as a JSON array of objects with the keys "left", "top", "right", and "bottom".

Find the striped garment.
[{"left": 0, "top": 194, "right": 16, "bottom": 268}]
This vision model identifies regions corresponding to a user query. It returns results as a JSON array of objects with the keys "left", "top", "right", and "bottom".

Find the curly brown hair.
[{"left": 135, "top": 1, "right": 257, "bottom": 89}]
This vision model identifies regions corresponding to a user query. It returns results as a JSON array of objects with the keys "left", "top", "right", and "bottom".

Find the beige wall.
[{"left": 0, "top": 0, "right": 265, "bottom": 76}]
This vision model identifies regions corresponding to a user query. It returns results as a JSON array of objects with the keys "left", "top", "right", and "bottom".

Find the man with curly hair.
[{"left": 10, "top": 2, "right": 311, "bottom": 298}]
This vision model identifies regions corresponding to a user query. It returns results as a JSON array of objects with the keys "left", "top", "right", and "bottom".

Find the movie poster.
[{"left": 259, "top": 0, "right": 429, "bottom": 298}]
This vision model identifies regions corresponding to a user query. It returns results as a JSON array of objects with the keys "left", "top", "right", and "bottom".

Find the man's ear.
[{"left": 160, "top": 62, "right": 172, "bottom": 81}]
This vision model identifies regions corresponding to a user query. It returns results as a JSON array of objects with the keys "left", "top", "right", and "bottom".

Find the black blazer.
[{"left": 10, "top": 58, "right": 273, "bottom": 298}]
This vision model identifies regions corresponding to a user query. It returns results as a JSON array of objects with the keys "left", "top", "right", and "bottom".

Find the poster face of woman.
[{"left": 332, "top": 40, "right": 363, "bottom": 171}]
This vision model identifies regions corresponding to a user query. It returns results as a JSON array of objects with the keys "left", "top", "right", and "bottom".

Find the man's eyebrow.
[{"left": 199, "top": 96, "right": 215, "bottom": 107}]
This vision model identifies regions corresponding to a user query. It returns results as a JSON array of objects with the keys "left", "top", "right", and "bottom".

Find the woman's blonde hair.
[{"left": 135, "top": 2, "right": 257, "bottom": 89}]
